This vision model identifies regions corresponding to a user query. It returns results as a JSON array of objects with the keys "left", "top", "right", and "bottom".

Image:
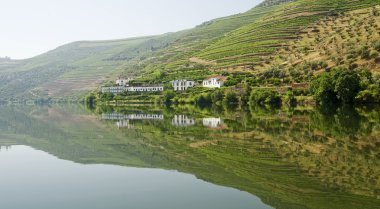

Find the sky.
[{"left": 0, "top": 0, "right": 261, "bottom": 59}]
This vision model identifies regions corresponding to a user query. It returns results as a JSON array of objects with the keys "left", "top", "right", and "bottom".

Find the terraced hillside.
[
  {"left": 195, "top": 0, "right": 380, "bottom": 69},
  {"left": 0, "top": 36, "right": 160, "bottom": 99},
  {"left": 259, "top": 6, "right": 380, "bottom": 82},
  {"left": 0, "top": 0, "right": 286, "bottom": 100},
  {"left": 1, "top": 0, "right": 379, "bottom": 99}
]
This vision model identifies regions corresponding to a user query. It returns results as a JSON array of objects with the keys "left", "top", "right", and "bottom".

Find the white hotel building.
[
  {"left": 172, "top": 80, "right": 196, "bottom": 91},
  {"left": 102, "top": 86, "right": 164, "bottom": 94}
]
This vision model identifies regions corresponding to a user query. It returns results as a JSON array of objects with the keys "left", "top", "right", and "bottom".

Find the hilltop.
[{"left": 0, "top": 0, "right": 379, "bottom": 100}]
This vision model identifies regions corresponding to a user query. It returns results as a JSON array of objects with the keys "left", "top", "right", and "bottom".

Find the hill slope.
[
  {"left": 196, "top": 0, "right": 379, "bottom": 69},
  {"left": 0, "top": 0, "right": 293, "bottom": 100},
  {"left": 0, "top": 0, "right": 379, "bottom": 99}
]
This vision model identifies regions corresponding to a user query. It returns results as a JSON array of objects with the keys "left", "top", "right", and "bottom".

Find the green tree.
[
  {"left": 211, "top": 89, "right": 224, "bottom": 105},
  {"left": 334, "top": 71, "right": 361, "bottom": 103},
  {"left": 250, "top": 89, "right": 281, "bottom": 106},
  {"left": 85, "top": 93, "right": 96, "bottom": 105},
  {"left": 224, "top": 91, "right": 239, "bottom": 105},
  {"left": 310, "top": 73, "right": 337, "bottom": 104},
  {"left": 163, "top": 90, "right": 176, "bottom": 104}
]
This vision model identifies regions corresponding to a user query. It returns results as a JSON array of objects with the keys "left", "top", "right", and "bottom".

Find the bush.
[
  {"left": 311, "top": 68, "right": 375, "bottom": 104},
  {"left": 373, "top": 41, "right": 380, "bottom": 52},
  {"left": 334, "top": 71, "right": 361, "bottom": 103},
  {"left": 310, "top": 73, "right": 337, "bottom": 104},
  {"left": 224, "top": 91, "right": 239, "bottom": 105},
  {"left": 196, "top": 93, "right": 212, "bottom": 105},
  {"left": 283, "top": 91, "right": 297, "bottom": 106},
  {"left": 99, "top": 92, "right": 114, "bottom": 101},
  {"left": 85, "top": 93, "right": 96, "bottom": 105},
  {"left": 355, "top": 85, "right": 380, "bottom": 103},
  {"left": 163, "top": 90, "right": 176, "bottom": 104},
  {"left": 211, "top": 89, "right": 224, "bottom": 105},
  {"left": 250, "top": 89, "right": 281, "bottom": 106}
]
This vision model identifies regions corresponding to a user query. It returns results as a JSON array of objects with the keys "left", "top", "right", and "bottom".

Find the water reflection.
[{"left": 0, "top": 104, "right": 378, "bottom": 209}]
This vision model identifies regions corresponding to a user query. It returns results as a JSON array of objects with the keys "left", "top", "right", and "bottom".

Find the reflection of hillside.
[{"left": 0, "top": 105, "right": 378, "bottom": 209}]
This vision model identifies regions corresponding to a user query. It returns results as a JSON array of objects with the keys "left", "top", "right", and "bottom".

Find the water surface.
[{"left": 0, "top": 104, "right": 378, "bottom": 209}]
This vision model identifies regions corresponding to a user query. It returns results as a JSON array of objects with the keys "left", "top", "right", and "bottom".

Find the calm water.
[{"left": 0, "top": 104, "right": 379, "bottom": 209}]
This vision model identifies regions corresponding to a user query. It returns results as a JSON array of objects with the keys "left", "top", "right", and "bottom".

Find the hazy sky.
[{"left": 0, "top": 0, "right": 261, "bottom": 59}]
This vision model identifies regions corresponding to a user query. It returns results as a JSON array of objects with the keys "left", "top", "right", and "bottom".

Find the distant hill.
[{"left": 0, "top": 0, "right": 379, "bottom": 100}]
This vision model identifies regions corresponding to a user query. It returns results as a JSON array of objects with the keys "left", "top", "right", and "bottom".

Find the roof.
[
  {"left": 172, "top": 80, "right": 195, "bottom": 82},
  {"left": 203, "top": 76, "right": 227, "bottom": 81}
]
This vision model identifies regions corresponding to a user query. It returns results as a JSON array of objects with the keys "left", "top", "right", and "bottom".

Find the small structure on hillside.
[
  {"left": 116, "top": 78, "right": 134, "bottom": 86},
  {"left": 103, "top": 113, "right": 164, "bottom": 120},
  {"left": 202, "top": 76, "right": 226, "bottom": 88},
  {"left": 291, "top": 83, "right": 309, "bottom": 90},
  {"left": 101, "top": 85, "right": 164, "bottom": 94},
  {"left": 172, "top": 80, "right": 196, "bottom": 91}
]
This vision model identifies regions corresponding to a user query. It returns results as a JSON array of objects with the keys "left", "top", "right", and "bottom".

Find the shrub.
[
  {"left": 283, "top": 91, "right": 297, "bottom": 106},
  {"left": 163, "top": 90, "right": 176, "bottom": 104},
  {"left": 355, "top": 85, "right": 380, "bottom": 103},
  {"left": 224, "top": 91, "right": 239, "bottom": 105},
  {"left": 359, "top": 46, "right": 371, "bottom": 59},
  {"left": 250, "top": 89, "right": 281, "bottom": 106},
  {"left": 310, "top": 73, "right": 337, "bottom": 104},
  {"left": 211, "top": 89, "right": 224, "bottom": 105},
  {"left": 372, "top": 41, "right": 380, "bottom": 52},
  {"left": 310, "top": 68, "right": 375, "bottom": 104},
  {"left": 196, "top": 93, "right": 212, "bottom": 105},
  {"left": 334, "top": 71, "right": 361, "bottom": 103},
  {"left": 85, "top": 93, "right": 96, "bottom": 105}
]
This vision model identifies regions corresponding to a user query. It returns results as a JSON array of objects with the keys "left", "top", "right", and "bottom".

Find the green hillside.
[
  {"left": 0, "top": 0, "right": 292, "bottom": 99},
  {"left": 196, "top": 0, "right": 379, "bottom": 69},
  {"left": 0, "top": 0, "right": 379, "bottom": 100}
]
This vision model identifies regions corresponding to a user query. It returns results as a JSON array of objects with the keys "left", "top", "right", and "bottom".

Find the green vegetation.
[
  {"left": 0, "top": 0, "right": 379, "bottom": 110},
  {"left": 310, "top": 69, "right": 380, "bottom": 104},
  {"left": 249, "top": 89, "right": 281, "bottom": 106}
]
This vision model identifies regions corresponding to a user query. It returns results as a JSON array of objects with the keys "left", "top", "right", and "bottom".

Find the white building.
[
  {"left": 103, "top": 113, "right": 164, "bottom": 120},
  {"left": 203, "top": 118, "right": 223, "bottom": 128},
  {"left": 172, "top": 115, "right": 196, "bottom": 126},
  {"left": 116, "top": 78, "right": 134, "bottom": 86},
  {"left": 102, "top": 86, "right": 164, "bottom": 94},
  {"left": 172, "top": 80, "right": 195, "bottom": 91},
  {"left": 202, "top": 76, "right": 226, "bottom": 88}
]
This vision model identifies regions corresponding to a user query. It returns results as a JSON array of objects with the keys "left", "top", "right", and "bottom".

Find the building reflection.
[{"left": 172, "top": 115, "right": 196, "bottom": 127}]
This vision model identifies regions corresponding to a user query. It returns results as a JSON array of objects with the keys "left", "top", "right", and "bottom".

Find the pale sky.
[{"left": 0, "top": 0, "right": 261, "bottom": 59}]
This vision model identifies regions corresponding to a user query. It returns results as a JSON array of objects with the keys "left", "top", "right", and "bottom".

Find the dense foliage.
[{"left": 311, "top": 68, "right": 380, "bottom": 104}]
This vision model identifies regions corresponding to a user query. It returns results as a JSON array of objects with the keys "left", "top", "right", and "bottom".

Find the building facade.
[
  {"left": 103, "top": 113, "right": 164, "bottom": 120},
  {"left": 102, "top": 86, "right": 164, "bottom": 94},
  {"left": 116, "top": 78, "right": 134, "bottom": 86},
  {"left": 172, "top": 115, "right": 196, "bottom": 126},
  {"left": 202, "top": 118, "right": 223, "bottom": 128},
  {"left": 202, "top": 76, "right": 226, "bottom": 88},
  {"left": 172, "top": 80, "right": 196, "bottom": 91}
]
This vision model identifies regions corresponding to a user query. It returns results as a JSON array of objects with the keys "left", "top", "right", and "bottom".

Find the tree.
[
  {"left": 355, "top": 84, "right": 380, "bottom": 104},
  {"left": 211, "top": 89, "right": 224, "bottom": 105},
  {"left": 196, "top": 93, "right": 212, "bottom": 106},
  {"left": 334, "top": 71, "right": 361, "bottom": 103},
  {"left": 250, "top": 89, "right": 281, "bottom": 106},
  {"left": 310, "top": 73, "right": 337, "bottom": 104},
  {"left": 163, "top": 90, "right": 176, "bottom": 104},
  {"left": 223, "top": 91, "right": 239, "bottom": 105},
  {"left": 85, "top": 93, "right": 96, "bottom": 105}
]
